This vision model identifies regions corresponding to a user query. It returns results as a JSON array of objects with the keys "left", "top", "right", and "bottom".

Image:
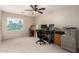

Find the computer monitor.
[
  {"left": 49, "top": 24, "right": 54, "bottom": 27},
  {"left": 41, "top": 24, "right": 47, "bottom": 29},
  {"left": 49, "top": 24, "right": 55, "bottom": 30}
]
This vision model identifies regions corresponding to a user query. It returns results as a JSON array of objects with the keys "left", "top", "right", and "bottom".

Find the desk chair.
[
  {"left": 36, "top": 30, "right": 54, "bottom": 45},
  {"left": 36, "top": 30, "right": 46, "bottom": 45},
  {"left": 43, "top": 30, "right": 54, "bottom": 44}
]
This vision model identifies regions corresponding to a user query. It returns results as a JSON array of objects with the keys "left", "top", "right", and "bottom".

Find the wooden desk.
[
  {"left": 54, "top": 31, "right": 64, "bottom": 46},
  {"left": 54, "top": 33, "right": 61, "bottom": 46}
]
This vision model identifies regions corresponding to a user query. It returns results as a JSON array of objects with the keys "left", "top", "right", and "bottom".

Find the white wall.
[
  {"left": 2, "top": 12, "right": 33, "bottom": 40},
  {"left": 36, "top": 6, "right": 79, "bottom": 48},
  {"left": 36, "top": 6, "right": 79, "bottom": 28}
]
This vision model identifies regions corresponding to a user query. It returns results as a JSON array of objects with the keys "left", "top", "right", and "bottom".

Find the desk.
[
  {"left": 36, "top": 29, "right": 64, "bottom": 44},
  {"left": 54, "top": 33, "right": 61, "bottom": 46},
  {"left": 54, "top": 31, "right": 64, "bottom": 46}
]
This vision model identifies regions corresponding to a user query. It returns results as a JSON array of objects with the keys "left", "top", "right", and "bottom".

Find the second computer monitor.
[{"left": 41, "top": 24, "right": 47, "bottom": 29}]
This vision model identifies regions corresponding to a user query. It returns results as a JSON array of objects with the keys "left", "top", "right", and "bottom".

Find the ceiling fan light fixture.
[
  {"left": 33, "top": 11, "right": 35, "bottom": 13},
  {"left": 36, "top": 11, "right": 38, "bottom": 14},
  {"left": 32, "top": 11, "right": 36, "bottom": 15},
  {"left": 25, "top": 5, "right": 45, "bottom": 15},
  {"left": 32, "top": 11, "right": 38, "bottom": 15}
]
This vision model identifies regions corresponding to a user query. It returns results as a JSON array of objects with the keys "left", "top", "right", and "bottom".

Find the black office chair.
[
  {"left": 36, "top": 30, "right": 46, "bottom": 45},
  {"left": 42, "top": 30, "right": 54, "bottom": 44}
]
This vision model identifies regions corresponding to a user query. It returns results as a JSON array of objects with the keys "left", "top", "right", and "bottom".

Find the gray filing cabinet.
[{"left": 61, "top": 27, "right": 78, "bottom": 52}]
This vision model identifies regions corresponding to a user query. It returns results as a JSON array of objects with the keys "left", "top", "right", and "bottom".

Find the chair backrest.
[{"left": 37, "top": 30, "right": 43, "bottom": 38}]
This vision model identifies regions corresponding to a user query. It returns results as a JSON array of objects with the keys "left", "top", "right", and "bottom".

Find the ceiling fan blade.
[
  {"left": 24, "top": 9, "right": 33, "bottom": 11},
  {"left": 38, "top": 11, "right": 43, "bottom": 14},
  {"left": 39, "top": 8, "right": 45, "bottom": 10},
  {"left": 30, "top": 5, "right": 35, "bottom": 10}
]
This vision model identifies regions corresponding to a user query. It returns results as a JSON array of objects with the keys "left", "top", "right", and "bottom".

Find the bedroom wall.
[
  {"left": 36, "top": 6, "right": 79, "bottom": 48},
  {"left": 2, "top": 11, "right": 33, "bottom": 40},
  {"left": 36, "top": 6, "right": 79, "bottom": 28}
]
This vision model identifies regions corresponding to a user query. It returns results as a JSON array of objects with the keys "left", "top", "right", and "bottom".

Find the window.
[{"left": 7, "top": 17, "right": 24, "bottom": 32}]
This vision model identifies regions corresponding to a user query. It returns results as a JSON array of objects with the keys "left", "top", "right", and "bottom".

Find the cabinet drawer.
[
  {"left": 61, "top": 44, "right": 77, "bottom": 52},
  {"left": 61, "top": 35, "right": 76, "bottom": 42},
  {"left": 61, "top": 41, "right": 76, "bottom": 48}
]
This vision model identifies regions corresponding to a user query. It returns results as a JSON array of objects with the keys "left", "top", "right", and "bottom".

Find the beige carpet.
[{"left": 0, "top": 37, "right": 69, "bottom": 53}]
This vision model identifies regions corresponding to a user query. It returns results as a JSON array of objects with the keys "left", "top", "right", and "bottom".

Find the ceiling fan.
[{"left": 24, "top": 5, "right": 46, "bottom": 14}]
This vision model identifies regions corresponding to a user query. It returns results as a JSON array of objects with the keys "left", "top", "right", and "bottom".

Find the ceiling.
[{"left": 0, "top": 5, "right": 70, "bottom": 17}]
